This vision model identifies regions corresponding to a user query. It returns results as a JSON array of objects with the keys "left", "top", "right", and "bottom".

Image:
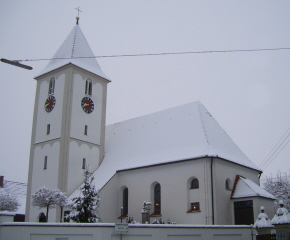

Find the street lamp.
[
  {"left": 141, "top": 201, "right": 152, "bottom": 224},
  {"left": 1, "top": 58, "right": 33, "bottom": 70}
]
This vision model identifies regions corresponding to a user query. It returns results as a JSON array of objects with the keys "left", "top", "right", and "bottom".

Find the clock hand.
[
  {"left": 45, "top": 103, "right": 50, "bottom": 107},
  {"left": 83, "top": 103, "right": 90, "bottom": 107}
]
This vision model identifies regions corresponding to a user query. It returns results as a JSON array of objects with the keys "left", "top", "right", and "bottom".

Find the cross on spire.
[{"left": 75, "top": 7, "right": 82, "bottom": 25}]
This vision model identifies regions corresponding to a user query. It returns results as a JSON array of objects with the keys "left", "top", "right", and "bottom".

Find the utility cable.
[
  {"left": 259, "top": 126, "right": 290, "bottom": 170},
  {"left": 15, "top": 47, "right": 290, "bottom": 62}
]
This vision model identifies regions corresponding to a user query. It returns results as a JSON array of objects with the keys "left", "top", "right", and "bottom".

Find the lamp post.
[
  {"left": 141, "top": 201, "right": 152, "bottom": 224},
  {"left": 1, "top": 58, "right": 33, "bottom": 70}
]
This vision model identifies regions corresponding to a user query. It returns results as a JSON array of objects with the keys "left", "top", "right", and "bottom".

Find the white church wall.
[
  {"left": 70, "top": 72, "right": 104, "bottom": 145},
  {"left": 98, "top": 157, "right": 265, "bottom": 225},
  {"left": 98, "top": 174, "right": 120, "bottom": 223},
  {"left": 28, "top": 142, "right": 60, "bottom": 222},
  {"left": 67, "top": 141, "right": 100, "bottom": 195},
  {"left": 99, "top": 158, "right": 213, "bottom": 225},
  {"left": 213, "top": 158, "right": 261, "bottom": 225},
  {"left": 34, "top": 73, "right": 65, "bottom": 144}
]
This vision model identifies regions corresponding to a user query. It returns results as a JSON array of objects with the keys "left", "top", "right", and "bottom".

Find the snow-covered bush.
[
  {"left": 0, "top": 188, "right": 20, "bottom": 212},
  {"left": 68, "top": 169, "right": 101, "bottom": 223},
  {"left": 126, "top": 216, "right": 138, "bottom": 224},
  {"left": 271, "top": 200, "right": 290, "bottom": 224},
  {"left": 263, "top": 172, "right": 290, "bottom": 211},
  {"left": 31, "top": 186, "right": 67, "bottom": 222},
  {"left": 253, "top": 206, "right": 273, "bottom": 228}
]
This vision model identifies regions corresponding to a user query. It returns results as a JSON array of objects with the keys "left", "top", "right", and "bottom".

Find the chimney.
[{"left": 0, "top": 176, "right": 4, "bottom": 188}]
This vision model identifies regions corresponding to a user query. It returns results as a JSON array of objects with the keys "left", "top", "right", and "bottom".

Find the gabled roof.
[
  {"left": 35, "top": 24, "right": 109, "bottom": 80},
  {"left": 2, "top": 180, "right": 27, "bottom": 214},
  {"left": 70, "top": 101, "right": 261, "bottom": 197},
  {"left": 231, "top": 175, "right": 275, "bottom": 199}
]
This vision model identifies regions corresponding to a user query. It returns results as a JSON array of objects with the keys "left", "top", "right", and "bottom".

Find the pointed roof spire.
[
  {"left": 35, "top": 24, "right": 109, "bottom": 80},
  {"left": 75, "top": 7, "right": 82, "bottom": 25}
]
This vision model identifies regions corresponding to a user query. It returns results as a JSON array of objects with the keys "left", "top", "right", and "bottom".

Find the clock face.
[
  {"left": 81, "top": 97, "right": 94, "bottom": 114},
  {"left": 44, "top": 96, "right": 56, "bottom": 112}
]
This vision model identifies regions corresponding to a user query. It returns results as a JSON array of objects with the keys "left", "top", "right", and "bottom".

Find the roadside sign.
[{"left": 115, "top": 223, "right": 129, "bottom": 234}]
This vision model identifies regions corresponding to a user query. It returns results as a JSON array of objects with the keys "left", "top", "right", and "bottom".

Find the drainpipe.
[{"left": 210, "top": 158, "right": 215, "bottom": 225}]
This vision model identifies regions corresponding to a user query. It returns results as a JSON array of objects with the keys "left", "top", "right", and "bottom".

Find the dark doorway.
[{"left": 234, "top": 200, "right": 254, "bottom": 225}]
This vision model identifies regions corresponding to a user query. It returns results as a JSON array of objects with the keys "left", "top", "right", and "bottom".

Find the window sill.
[{"left": 186, "top": 209, "right": 201, "bottom": 213}]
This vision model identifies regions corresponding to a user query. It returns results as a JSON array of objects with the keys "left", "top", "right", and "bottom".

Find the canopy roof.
[
  {"left": 35, "top": 24, "right": 109, "bottom": 80},
  {"left": 231, "top": 175, "right": 275, "bottom": 199}
]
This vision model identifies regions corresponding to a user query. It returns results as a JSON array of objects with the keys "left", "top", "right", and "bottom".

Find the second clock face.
[
  {"left": 81, "top": 97, "right": 94, "bottom": 114},
  {"left": 44, "top": 96, "right": 56, "bottom": 112}
]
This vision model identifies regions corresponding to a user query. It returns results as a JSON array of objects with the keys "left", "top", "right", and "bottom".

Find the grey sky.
[{"left": 1, "top": 0, "right": 290, "bottom": 183}]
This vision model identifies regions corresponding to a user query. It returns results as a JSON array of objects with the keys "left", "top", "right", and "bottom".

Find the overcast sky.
[{"left": 1, "top": 0, "right": 290, "bottom": 183}]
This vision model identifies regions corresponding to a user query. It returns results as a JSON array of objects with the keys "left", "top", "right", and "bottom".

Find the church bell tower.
[{"left": 26, "top": 19, "right": 110, "bottom": 222}]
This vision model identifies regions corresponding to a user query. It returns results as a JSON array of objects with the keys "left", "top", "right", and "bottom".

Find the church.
[{"left": 25, "top": 20, "right": 275, "bottom": 225}]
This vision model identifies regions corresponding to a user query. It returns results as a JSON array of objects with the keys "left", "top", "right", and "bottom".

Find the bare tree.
[
  {"left": 0, "top": 188, "right": 20, "bottom": 211},
  {"left": 31, "top": 186, "right": 67, "bottom": 222},
  {"left": 263, "top": 172, "right": 290, "bottom": 211}
]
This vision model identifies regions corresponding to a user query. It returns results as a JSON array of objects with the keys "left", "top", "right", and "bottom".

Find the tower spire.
[{"left": 75, "top": 7, "right": 82, "bottom": 25}]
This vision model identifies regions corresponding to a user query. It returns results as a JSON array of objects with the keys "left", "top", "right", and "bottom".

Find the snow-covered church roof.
[
  {"left": 231, "top": 175, "right": 275, "bottom": 199},
  {"left": 35, "top": 24, "right": 109, "bottom": 80},
  {"left": 70, "top": 102, "right": 262, "bottom": 196}
]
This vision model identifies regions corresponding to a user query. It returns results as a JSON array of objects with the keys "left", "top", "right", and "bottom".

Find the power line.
[
  {"left": 261, "top": 138, "right": 290, "bottom": 170},
  {"left": 18, "top": 47, "right": 290, "bottom": 62},
  {"left": 259, "top": 126, "right": 290, "bottom": 170}
]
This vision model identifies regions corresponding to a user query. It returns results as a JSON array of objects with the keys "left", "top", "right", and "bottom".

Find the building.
[
  {"left": 25, "top": 20, "right": 275, "bottom": 224},
  {"left": 0, "top": 176, "right": 27, "bottom": 222}
]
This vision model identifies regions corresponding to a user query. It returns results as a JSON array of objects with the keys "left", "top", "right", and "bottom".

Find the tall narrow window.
[
  {"left": 123, "top": 188, "right": 129, "bottom": 216},
  {"left": 190, "top": 178, "right": 199, "bottom": 189},
  {"left": 154, "top": 183, "right": 161, "bottom": 214},
  {"left": 44, "top": 156, "right": 47, "bottom": 169},
  {"left": 48, "top": 77, "right": 55, "bottom": 95},
  {"left": 82, "top": 158, "right": 86, "bottom": 169},
  {"left": 84, "top": 125, "right": 88, "bottom": 135},
  {"left": 85, "top": 78, "right": 92, "bottom": 96},
  {"left": 47, "top": 124, "right": 50, "bottom": 135}
]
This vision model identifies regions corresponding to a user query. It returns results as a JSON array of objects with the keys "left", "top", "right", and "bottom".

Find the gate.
[{"left": 256, "top": 234, "right": 276, "bottom": 240}]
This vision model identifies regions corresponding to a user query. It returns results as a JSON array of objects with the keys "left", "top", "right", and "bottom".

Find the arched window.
[
  {"left": 85, "top": 78, "right": 92, "bottom": 96},
  {"left": 48, "top": 77, "right": 55, "bottom": 95},
  {"left": 190, "top": 178, "right": 199, "bottom": 189},
  {"left": 122, "top": 187, "right": 128, "bottom": 216},
  {"left": 154, "top": 183, "right": 161, "bottom": 214},
  {"left": 226, "top": 178, "right": 232, "bottom": 190}
]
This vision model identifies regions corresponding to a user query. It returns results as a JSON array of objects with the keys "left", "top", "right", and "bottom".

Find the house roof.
[
  {"left": 2, "top": 180, "right": 27, "bottom": 214},
  {"left": 35, "top": 24, "right": 109, "bottom": 80},
  {"left": 231, "top": 175, "right": 275, "bottom": 199},
  {"left": 70, "top": 101, "right": 262, "bottom": 198}
]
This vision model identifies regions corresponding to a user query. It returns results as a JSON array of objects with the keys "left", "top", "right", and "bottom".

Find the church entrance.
[{"left": 234, "top": 200, "right": 254, "bottom": 225}]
